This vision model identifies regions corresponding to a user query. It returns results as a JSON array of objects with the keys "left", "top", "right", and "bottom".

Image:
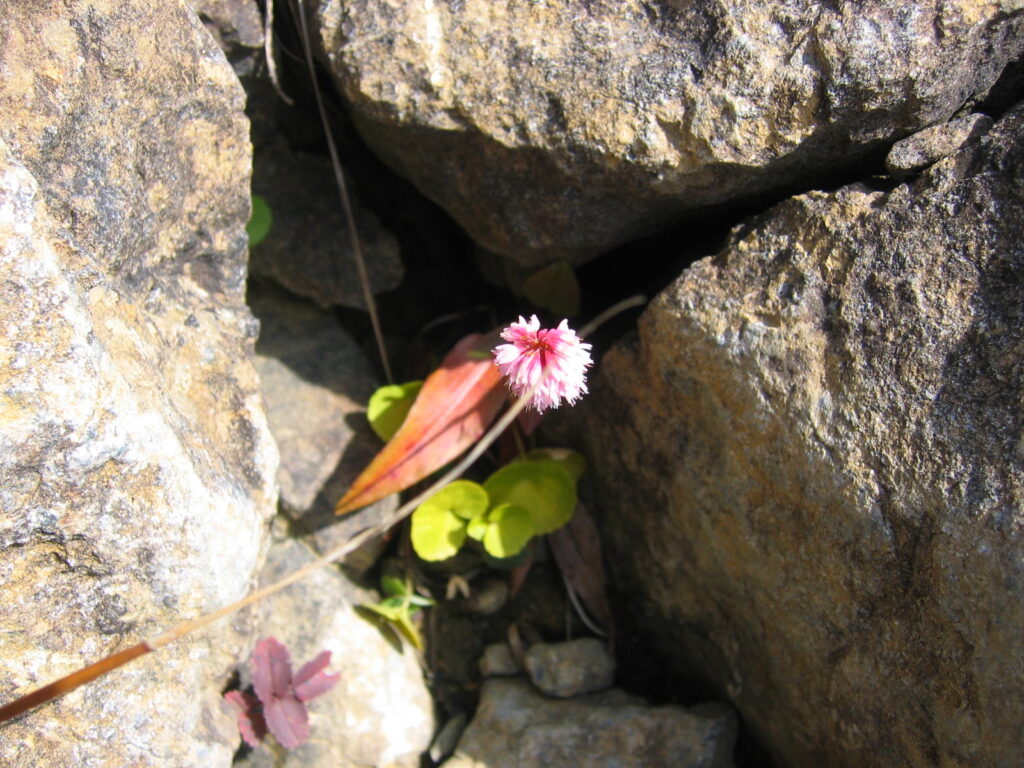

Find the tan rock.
[
  {"left": 579, "top": 103, "right": 1024, "bottom": 766},
  {"left": 312, "top": 0, "right": 1023, "bottom": 264},
  {"left": 249, "top": 140, "right": 404, "bottom": 310},
  {"left": 0, "top": 2, "right": 277, "bottom": 765}
]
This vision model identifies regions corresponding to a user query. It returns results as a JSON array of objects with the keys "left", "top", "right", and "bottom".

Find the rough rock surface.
[
  {"left": 313, "top": 0, "right": 1024, "bottom": 264},
  {"left": 444, "top": 678, "right": 736, "bottom": 768},
  {"left": 249, "top": 281, "right": 397, "bottom": 570},
  {"left": 249, "top": 139, "right": 403, "bottom": 309},
  {"left": 580, "top": 104, "right": 1024, "bottom": 767},
  {"left": 233, "top": 536, "right": 434, "bottom": 768},
  {"left": 0, "top": 2, "right": 278, "bottom": 766},
  {"left": 524, "top": 638, "right": 615, "bottom": 698},
  {"left": 885, "top": 112, "right": 994, "bottom": 177}
]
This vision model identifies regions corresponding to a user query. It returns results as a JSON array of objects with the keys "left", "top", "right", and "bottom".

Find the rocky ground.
[{"left": 1, "top": 1, "right": 1021, "bottom": 767}]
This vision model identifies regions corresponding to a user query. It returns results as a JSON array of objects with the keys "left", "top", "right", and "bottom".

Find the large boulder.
[
  {"left": 311, "top": 0, "right": 1023, "bottom": 264},
  {"left": 0, "top": 2, "right": 277, "bottom": 766},
  {"left": 579, "top": 104, "right": 1024, "bottom": 767}
]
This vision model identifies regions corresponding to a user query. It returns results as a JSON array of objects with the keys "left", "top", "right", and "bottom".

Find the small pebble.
[
  {"left": 479, "top": 643, "right": 520, "bottom": 678},
  {"left": 525, "top": 637, "right": 615, "bottom": 698}
]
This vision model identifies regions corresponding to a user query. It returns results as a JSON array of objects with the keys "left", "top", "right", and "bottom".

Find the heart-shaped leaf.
[
  {"left": 481, "top": 503, "right": 535, "bottom": 559},
  {"left": 367, "top": 381, "right": 423, "bottom": 441},
  {"left": 483, "top": 459, "right": 576, "bottom": 534},
  {"left": 410, "top": 481, "right": 488, "bottom": 561},
  {"left": 335, "top": 333, "right": 506, "bottom": 516},
  {"left": 520, "top": 448, "right": 586, "bottom": 481}
]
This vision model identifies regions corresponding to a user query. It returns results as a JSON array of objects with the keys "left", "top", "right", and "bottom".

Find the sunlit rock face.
[
  {"left": 312, "top": 0, "right": 1023, "bottom": 264},
  {"left": 580, "top": 104, "right": 1024, "bottom": 767},
  {"left": 0, "top": 2, "right": 277, "bottom": 765}
]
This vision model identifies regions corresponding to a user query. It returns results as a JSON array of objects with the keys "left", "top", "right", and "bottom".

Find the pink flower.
[{"left": 493, "top": 315, "right": 593, "bottom": 413}]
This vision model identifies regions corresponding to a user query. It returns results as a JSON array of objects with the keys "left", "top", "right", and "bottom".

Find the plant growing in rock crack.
[
  {"left": 359, "top": 561, "right": 435, "bottom": 649},
  {"left": 364, "top": 315, "right": 591, "bottom": 567},
  {"left": 0, "top": 299, "right": 642, "bottom": 726}
]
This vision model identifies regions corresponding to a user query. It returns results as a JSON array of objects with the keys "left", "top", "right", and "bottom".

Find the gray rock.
[
  {"left": 189, "top": 0, "right": 263, "bottom": 53},
  {"left": 479, "top": 643, "right": 520, "bottom": 678},
  {"left": 886, "top": 113, "right": 994, "bottom": 177},
  {"left": 0, "top": 2, "right": 277, "bottom": 766},
  {"left": 249, "top": 139, "right": 403, "bottom": 309},
  {"left": 249, "top": 281, "right": 397, "bottom": 572},
  {"left": 311, "top": 0, "right": 1023, "bottom": 264},
  {"left": 233, "top": 536, "right": 434, "bottom": 768},
  {"left": 444, "top": 678, "right": 736, "bottom": 768},
  {"left": 579, "top": 103, "right": 1024, "bottom": 767},
  {"left": 525, "top": 638, "right": 615, "bottom": 698}
]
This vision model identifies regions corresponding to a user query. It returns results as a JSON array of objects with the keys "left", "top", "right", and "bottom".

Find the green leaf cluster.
[
  {"left": 411, "top": 452, "right": 583, "bottom": 562},
  {"left": 360, "top": 563, "right": 434, "bottom": 649}
]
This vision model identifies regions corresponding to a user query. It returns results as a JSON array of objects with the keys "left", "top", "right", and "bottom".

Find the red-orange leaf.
[{"left": 335, "top": 332, "right": 506, "bottom": 516}]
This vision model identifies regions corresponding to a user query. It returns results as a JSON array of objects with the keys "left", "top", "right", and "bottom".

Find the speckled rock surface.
[
  {"left": 444, "top": 678, "right": 736, "bottom": 768},
  {"left": 525, "top": 638, "right": 615, "bottom": 698},
  {"left": 312, "top": 0, "right": 1023, "bottom": 264},
  {"left": 886, "top": 112, "right": 994, "bottom": 176},
  {"left": 0, "top": 2, "right": 277, "bottom": 766},
  {"left": 233, "top": 536, "right": 434, "bottom": 768},
  {"left": 249, "top": 281, "right": 397, "bottom": 570},
  {"left": 580, "top": 103, "right": 1024, "bottom": 767},
  {"left": 249, "top": 139, "right": 403, "bottom": 309}
]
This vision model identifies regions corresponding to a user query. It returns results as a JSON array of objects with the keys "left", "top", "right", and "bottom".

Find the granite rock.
[
  {"left": 312, "top": 0, "right": 1024, "bottom": 264},
  {"left": 0, "top": 2, "right": 277, "bottom": 765},
  {"left": 249, "top": 281, "right": 397, "bottom": 571},
  {"left": 249, "top": 138, "right": 404, "bottom": 309},
  {"left": 580, "top": 103, "right": 1024, "bottom": 767},
  {"left": 444, "top": 678, "right": 736, "bottom": 768},
  {"left": 886, "top": 112, "right": 994, "bottom": 177},
  {"left": 233, "top": 536, "right": 434, "bottom": 768}
]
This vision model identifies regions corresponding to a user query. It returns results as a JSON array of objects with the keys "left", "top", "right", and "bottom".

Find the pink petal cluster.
[{"left": 493, "top": 315, "right": 593, "bottom": 413}]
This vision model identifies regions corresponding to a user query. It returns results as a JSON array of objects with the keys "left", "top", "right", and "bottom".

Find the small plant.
[
  {"left": 356, "top": 314, "right": 592, "bottom": 569},
  {"left": 0, "top": 300, "right": 644, "bottom": 725},
  {"left": 410, "top": 450, "right": 584, "bottom": 561},
  {"left": 247, "top": 194, "right": 273, "bottom": 247},
  {"left": 359, "top": 562, "right": 435, "bottom": 649},
  {"left": 224, "top": 637, "right": 340, "bottom": 750}
]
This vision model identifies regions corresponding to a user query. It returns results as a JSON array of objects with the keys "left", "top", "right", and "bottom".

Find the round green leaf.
[
  {"left": 367, "top": 381, "right": 423, "bottom": 441},
  {"left": 247, "top": 194, "right": 273, "bottom": 247},
  {"left": 410, "top": 481, "right": 488, "bottom": 561},
  {"left": 423, "top": 480, "right": 489, "bottom": 520},
  {"left": 411, "top": 505, "right": 466, "bottom": 562},
  {"left": 481, "top": 503, "right": 535, "bottom": 559},
  {"left": 484, "top": 460, "right": 576, "bottom": 534},
  {"left": 521, "top": 448, "right": 586, "bottom": 482}
]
